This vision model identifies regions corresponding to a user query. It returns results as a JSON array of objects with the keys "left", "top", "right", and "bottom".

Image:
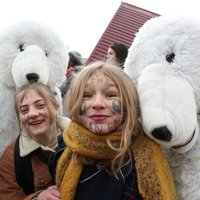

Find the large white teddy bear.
[
  {"left": 0, "top": 21, "right": 68, "bottom": 154},
  {"left": 124, "top": 16, "right": 200, "bottom": 200}
]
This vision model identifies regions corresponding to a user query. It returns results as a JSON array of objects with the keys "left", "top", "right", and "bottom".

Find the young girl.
[
  {"left": 50, "top": 61, "right": 178, "bottom": 200},
  {"left": 106, "top": 42, "right": 128, "bottom": 68},
  {"left": 0, "top": 83, "right": 70, "bottom": 200}
]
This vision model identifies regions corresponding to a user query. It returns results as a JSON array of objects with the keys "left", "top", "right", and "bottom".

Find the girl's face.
[
  {"left": 106, "top": 47, "right": 117, "bottom": 64},
  {"left": 78, "top": 71, "right": 123, "bottom": 135},
  {"left": 19, "top": 89, "right": 57, "bottom": 141}
]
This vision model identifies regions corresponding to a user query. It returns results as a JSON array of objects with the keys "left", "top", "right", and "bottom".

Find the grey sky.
[{"left": 0, "top": 0, "right": 199, "bottom": 58}]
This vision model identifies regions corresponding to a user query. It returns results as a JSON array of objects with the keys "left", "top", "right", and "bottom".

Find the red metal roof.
[{"left": 86, "top": 2, "right": 160, "bottom": 64}]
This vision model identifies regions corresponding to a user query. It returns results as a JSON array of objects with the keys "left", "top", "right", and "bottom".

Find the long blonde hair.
[{"left": 68, "top": 61, "right": 141, "bottom": 174}]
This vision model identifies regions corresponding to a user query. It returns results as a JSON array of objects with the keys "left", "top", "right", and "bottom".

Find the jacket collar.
[{"left": 19, "top": 116, "right": 71, "bottom": 157}]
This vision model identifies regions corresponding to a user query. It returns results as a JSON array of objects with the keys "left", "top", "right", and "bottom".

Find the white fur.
[
  {"left": 0, "top": 21, "right": 68, "bottom": 154},
  {"left": 125, "top": 16, "right": 200, "bottom": 199}
]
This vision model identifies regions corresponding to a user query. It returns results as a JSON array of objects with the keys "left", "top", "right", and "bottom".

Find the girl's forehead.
[
  {"left": 21, "top": 89, "right": 43, "bottom": 104},
  {"left": 91, "top": 70, "right": 104, "bottom": 76},
  {"left": 88, "top": 72, "right": 112, "bottom": 83},
  {"left": 85, "top": 75, "right": 118, "bottom": 90},
  {"left": 23, "top": 89, "right": 38, "bottom": 99},
  {"left": 89, "top": 71, "right": 110, "bottom": 79}
]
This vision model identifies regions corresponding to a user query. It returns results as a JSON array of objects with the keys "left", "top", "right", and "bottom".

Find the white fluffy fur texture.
[
  {"left": 0, "top": 21, "right": 68, "bottom": 154},
  {"left": 124, "top": 16, "right": 200, "bottom": 199}
]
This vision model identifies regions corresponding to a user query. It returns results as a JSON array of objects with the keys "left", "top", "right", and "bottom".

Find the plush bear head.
[
  {"left": 0, "top": 21, "right": 68, "bottom": 89},
  {"left": 124, "top": 16, "right": 200, "bottom": 154},
  {"left": 0, "top": 21, "right": 68, "bottom": 153}
]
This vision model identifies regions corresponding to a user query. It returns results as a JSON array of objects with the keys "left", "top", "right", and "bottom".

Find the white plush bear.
[
  {"left": 0, "top": 21, "right": 68, "bottom": 154},
  {"left": 124, "top": 16, "right": 200, "bottom": 200}
]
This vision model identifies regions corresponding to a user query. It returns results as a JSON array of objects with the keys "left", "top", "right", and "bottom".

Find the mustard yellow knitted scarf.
[
  {"left": 56, "top": 122, "right": 178, "bottom": 200},
  {"left": 55, "top": 122, "right": 121, "bottom": 199}
]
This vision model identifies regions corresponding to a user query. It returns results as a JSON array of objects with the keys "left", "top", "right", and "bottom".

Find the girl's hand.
[{"left": 37, "top": 185, "right": 61, "bottom": 200}]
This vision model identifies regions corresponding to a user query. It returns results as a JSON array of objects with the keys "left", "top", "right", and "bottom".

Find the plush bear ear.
[{"left": 165, "top": 52, "right": 175, "bottom": 63}]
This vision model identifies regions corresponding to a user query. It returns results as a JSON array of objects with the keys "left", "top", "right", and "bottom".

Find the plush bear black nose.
[
  {"left": 151, "top": 126, "right": 172, "bottom": 141},
  {"left": 26, "top": 73, "right": 39, "bottom": 83}
]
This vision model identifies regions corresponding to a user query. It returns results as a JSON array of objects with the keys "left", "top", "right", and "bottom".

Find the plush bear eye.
[
  {"left": 45, "top": 52, "right": 48, "bottom": 57},
  {"left": 19, "top": 44, "right": 24, "bottom": 52},
  {"left": 166, "top": 53, "right": 175, "bottom": 63}
]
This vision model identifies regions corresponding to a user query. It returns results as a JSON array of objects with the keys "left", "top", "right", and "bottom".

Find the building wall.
[{"left": 86, "top": 2, "right": 160, "bottom": 64}]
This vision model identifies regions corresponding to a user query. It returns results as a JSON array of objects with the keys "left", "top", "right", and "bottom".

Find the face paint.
[
  {"left": 89, "top": 122, "right": 117, "bottom": 134},
  {"left": 108, "top": 120, "right": 117, "bottom": 131},
  {"left": 112, "top": 99, "right": 122, "bottom": 114},
  {"left": 79, "top": 101, "right": 86, "bottom": 115},
  {"left": 89, "top": 74, "right": 110, "bottom": 84},
  {"left": 88, "top": 122, "right": 93, "bottom": 132},
  {"left": 78, "top": 71, "right": 123, "bottom": 135},
  {"left": 87, "top": 122, "right": 103, "bottom": 134},
  {"left": 94, "top": 125, "right": 102, "bottom": 134},
  {"left": 23, "top": 92, "right": 34, "bottom": 100}
]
